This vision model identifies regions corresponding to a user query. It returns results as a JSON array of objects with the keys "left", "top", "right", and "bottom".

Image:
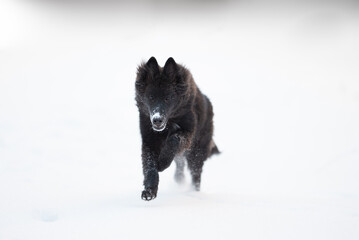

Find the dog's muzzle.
[{"left": 151, "top": 113, "right": 167, "bottom": 132}]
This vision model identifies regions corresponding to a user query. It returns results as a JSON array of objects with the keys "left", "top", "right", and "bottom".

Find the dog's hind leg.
[
  {"left": 174, "top": 155, "right": 185, "bottom": 184},
  {"left": 186, "top": 148, "right": 207, "bottom": 191}
]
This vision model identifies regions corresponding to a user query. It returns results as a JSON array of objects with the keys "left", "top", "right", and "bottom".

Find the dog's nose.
[{"left": 152, "top": 116, "right": 164, "bottom": 127}]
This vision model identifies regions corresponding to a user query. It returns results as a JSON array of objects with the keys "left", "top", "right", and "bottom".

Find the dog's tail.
[{"left": 209, "top": 140, "right": 220, "bottom": 157}]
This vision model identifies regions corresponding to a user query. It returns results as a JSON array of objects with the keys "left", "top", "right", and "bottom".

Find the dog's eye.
[
  {"left": 165, "top": 96, "right": 170, "bottom": 102},
  {"left": 149, "top": 95, "right": 154, "bottom": 100}
]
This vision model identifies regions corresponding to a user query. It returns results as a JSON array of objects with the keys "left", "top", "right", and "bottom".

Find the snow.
[{"left": 1, "top": 0, "right": 359, "bottom": 239}]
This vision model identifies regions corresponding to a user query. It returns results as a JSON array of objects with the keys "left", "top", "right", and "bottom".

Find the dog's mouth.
[{"left": 152, "top": 122, "right": 167, "bottom": 132}]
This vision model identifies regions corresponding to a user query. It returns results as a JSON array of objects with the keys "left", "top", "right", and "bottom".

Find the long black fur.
[{"left": 135, "top": 57, "right": 219, "bottom": 201}]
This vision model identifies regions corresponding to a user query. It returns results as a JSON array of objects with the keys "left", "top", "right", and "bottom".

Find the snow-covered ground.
[{"left": 1, "top": 0, "right": 359, "bottom": 239}]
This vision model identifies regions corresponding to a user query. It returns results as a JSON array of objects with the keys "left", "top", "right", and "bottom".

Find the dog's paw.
[
  {"left": 141, "top": 188, "right": 157, "bottom": 201},
  {"left": 167, "top": 134, "right": 180, "bottom": 147}
]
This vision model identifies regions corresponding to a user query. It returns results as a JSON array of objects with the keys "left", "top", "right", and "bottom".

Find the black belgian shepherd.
[{"left": 135, "top": 57, "right": 219, "bottom": 201}]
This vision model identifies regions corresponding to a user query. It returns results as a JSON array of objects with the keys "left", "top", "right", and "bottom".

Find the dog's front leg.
[
  {"left": 157, "top": 119, "right": 194, "bottom": 172},
  {"left": 157, "top": 133, "right": 181, "bottom": 172},
  {"left": 141, "top": 146, "right": 159, "bottom": 201}
]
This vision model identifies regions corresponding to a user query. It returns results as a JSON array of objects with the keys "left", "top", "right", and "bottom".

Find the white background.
[{"left": 1, "top": 0, "right": 359, "bottom": 239}]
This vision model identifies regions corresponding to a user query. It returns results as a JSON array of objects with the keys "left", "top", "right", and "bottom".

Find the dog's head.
[{"left": 135, "top": 57, "right": 190, "bottom": 132}]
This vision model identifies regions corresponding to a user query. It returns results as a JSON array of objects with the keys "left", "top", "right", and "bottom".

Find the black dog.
[{"left": 135, "top": 57, "right": 219, "bottom": 201}]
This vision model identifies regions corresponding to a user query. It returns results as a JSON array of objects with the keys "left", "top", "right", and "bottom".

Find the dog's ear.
[
  {"left": 135, "top": 64, "right": 146, "bottom": 92},
  {"left": 146, "top": 56, "right": 159, "bottom": 73},
  {"left": 164, "top": 57, "right": 188, "bottom": 95},
  {"left": 136, "top": 57, "right": 159, "bottom": 92},
  {"left": 163, "top": 57, "right": 177, "bottom": 77}
]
